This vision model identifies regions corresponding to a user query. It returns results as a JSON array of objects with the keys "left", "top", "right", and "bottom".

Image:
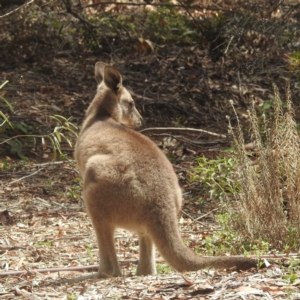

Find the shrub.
[{"left": 228, "top": 83, "right": 300, "bottom": 250}]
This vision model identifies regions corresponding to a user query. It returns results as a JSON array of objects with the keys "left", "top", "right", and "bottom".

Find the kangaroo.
[{"left": 74, "top": 62, "right": 257, "bottom": 278}]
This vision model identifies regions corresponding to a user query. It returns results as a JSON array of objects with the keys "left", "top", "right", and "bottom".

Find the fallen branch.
[
  {"left": 194, "top": 208, "right": 219, "bottom": 221},
  {"left": 151, "top": 133, "right": 226, "bottom": 147},
  {"left": 140, "top": 127, "right": 227, "bottom": 139},
  {"left": 5, "top": 168, "right": 43, "bottom": 186},
  {"left": 32, "top": 161, "right": 64, "bottom": 167},
  {"left": 0, "top": 265, "right": 98, "bottom": 277},
  {"left": 0, "top": 260, "right": 137, "bottom": 277}
]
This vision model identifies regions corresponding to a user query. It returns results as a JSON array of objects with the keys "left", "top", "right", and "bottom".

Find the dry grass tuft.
[{"left": 228, "top": 83, "right": 300, "bottom": 250}]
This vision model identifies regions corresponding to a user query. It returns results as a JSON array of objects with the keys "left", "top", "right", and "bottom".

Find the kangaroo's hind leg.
[
  {"left": 136, "top": 233, "right": 156, "bottom": 276},
  {"left": 94, "top": 225, "right": 121, "bottom": 278},
  {"left": 84, "top": 194, "right": 121, "bottom": 277},
  {"left": 87, "top": 206, "right": 121, "bottom": 278}
]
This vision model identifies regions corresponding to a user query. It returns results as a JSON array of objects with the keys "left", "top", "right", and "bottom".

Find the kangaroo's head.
[{"left": 92, "top": 62, "right": 142, "bottom": 129}]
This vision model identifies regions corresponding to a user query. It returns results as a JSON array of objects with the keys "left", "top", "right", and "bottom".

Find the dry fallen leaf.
[
  {"left": 181, "top": 274, "right": 194, "bottom": 286},
  {"left": 236, "top": 286, "right": 262, "bottom": 293},
  {"left": 138, "top": 38, "right": 154, "bottom": 53}
]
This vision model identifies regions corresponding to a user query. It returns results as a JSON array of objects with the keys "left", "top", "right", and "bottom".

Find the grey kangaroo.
[{"left": 74, "top": 62, "right": 257, "bottom": 278}]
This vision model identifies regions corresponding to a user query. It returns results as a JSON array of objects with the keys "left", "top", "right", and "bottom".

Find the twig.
[
  {"left": 224, "top": 36, "right": 234, "bottom": 55},
  {"left": 15, "top": 287, "right": 31, "bottom": 297},
  {"left": 32, "top": 161, "right": 65, "bottom": 167},
  {"left": 194, "top": 208, "right": 219, "bottom": 221},
  {"left": 0, "top": 0, "right": 35, "bottom": 19},
  {"left": 6, "top": 168, "right": 43, "bottom": 186},
  {"left": 0, "top": 245, "right": 27, "bottom": 250},
  {"left": 140, "top": 127, "right": 227, "bottom": 138},
  {"left": 0, "top": 134, "right": 45, "bottom": 145},
  {"left": 180, "top": 210, "right": 207, "bottom": 226}
]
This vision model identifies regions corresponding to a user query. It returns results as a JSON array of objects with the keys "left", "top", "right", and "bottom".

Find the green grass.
[{"left": 157, "top": 264, "right": 172, "bottom": 274}]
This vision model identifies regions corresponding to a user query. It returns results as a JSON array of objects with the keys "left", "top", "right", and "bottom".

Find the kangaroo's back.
[{"left": 74, "top": 62, "right": 258, "bottom": 279}]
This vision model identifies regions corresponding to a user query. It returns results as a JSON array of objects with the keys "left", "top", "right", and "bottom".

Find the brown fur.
[{"left": 74, "top": 62, "right": 257, "bottom": 278}]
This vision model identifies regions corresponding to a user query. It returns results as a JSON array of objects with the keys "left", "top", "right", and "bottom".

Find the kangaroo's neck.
[{"left": 81, "top": 89, "right": 118, "bottom": 133}]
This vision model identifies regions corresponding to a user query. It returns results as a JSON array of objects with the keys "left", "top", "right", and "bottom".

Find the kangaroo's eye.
[{"left": 129, "top": 102, "right": 135, "bottom": 108}]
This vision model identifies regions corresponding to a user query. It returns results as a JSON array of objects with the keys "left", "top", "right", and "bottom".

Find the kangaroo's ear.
[
  {"left": 95, "top": 62, "right": 107, "bottom": 84},
  {"left": 103, "top": 65, "right": 123, "bottom": 94}
]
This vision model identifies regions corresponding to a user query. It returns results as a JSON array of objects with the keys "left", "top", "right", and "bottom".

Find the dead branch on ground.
[{"left": 140, "top": 127, "right": 227, "bottom": 139}]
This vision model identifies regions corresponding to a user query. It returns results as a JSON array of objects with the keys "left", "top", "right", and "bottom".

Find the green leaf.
[
  {"left": 0, "top": 95, "right": 14, "bottom": 112},
  {"left": 0, "top": 112, "right": 13, "bottom": 128},
  {"left": 0, "top": 80, "right": 9, "bottom": 89},
  {"left": 6, "top": 140, "right": 25, "bottom": 159}
]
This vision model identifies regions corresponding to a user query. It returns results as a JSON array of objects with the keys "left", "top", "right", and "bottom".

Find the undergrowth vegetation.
[
  {"left": 191, "top": 84, "right": 300, "bottom": 253},
  {"left": 228, "top": 83, "right": 300, "bottom": 251},
  {"left": 1, "top": 0, "right": 299, "bottom": 69},
  {"left": 204, "top": 214, "right": 270, "bottom": 256},
  {"left": 190, "top": 156, "right": 236, "bottom": 200},
  {"left": 0, "top": 81, "right": 77, "bottom": 159}
]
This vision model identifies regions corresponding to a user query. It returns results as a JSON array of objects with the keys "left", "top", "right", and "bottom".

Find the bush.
[{"left": 228, "top": 83, "right": 300, "bottom": 250}]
